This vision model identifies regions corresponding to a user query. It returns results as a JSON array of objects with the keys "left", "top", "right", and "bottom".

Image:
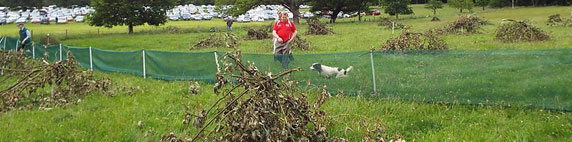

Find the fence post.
[
  {"left": 32, "top": 42, "right": 35, "bottom": 59},
  {"left": 59, "top": 44, "right": 63, "bottom": 61},
  {"left": 89, "top": 46, "right": 93, "bottom": 71},
  {"left": 214, "top": 51, "right": 220, "bottom": 73},
  {"left": 3, "top": 37, "right": 6, "bottom": 50},
  {"left": 370, "top": 50, "right": 378, "bottom": 95},
  {"left": 16, "top": 40, "right": 19, "bottom": 51},
  {"left": 142, "top": 50, "right": 146, "bottom": 78},
  {"left": 392, "top": 22, "right": 395, "bottom": 34},
  {"left": 0, "top": 37, "right": 4, "bottom": 50}
]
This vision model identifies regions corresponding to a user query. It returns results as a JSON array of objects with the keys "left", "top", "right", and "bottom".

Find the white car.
[
  {"left": 75, "top": 16, "right": 84, "bottom": 22},
  {"left": 168, "top": 14, "right": 179, "bottom": 21},
  {"left": 16, "top": 17, "right": 27, "bottom": 24},
  {"left": 191, "top": 14, "right": 202, "bottom": 20},
  {"left": 31, "top": 17, "right": 41, "bottom": 23},
  {"left": 57, "top": 16, "right": 67, "bottom": 24},
  {"left": 201, "top": 13, "right": 212, "bottom": 20},
  {"left": 66, "top": 16, "right": 74, "bottom": 21}
]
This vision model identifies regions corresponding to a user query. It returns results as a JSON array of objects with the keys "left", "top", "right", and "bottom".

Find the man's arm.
[
  {"left": 22, "top": 30, "right": 31, "bottom": 43},
  {"left": 287, "top": 31, "right": 297, "bottom": 43},
  {"left": 272, "top": 30, "right": 282, "bottom": 42}
]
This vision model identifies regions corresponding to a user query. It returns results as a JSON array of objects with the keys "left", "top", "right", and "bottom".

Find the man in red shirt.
[{"left": 272, "top": 12, "right": 297, "bottom": 69}]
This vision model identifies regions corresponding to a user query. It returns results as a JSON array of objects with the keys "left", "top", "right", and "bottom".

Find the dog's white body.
[{"left": 309, "top": 63, "right": 353, "bottom": 78}]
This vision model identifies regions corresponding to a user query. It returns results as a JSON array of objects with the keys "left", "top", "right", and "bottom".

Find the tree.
[
  {"left": 178, "top": 0, "right": 215, "bottom": 5},
  {"left": 424, "top": 0, "right": 443, "bottom": 20},
  {"left": 354, "top": 0, "right": 377, "bottom": 22},
  {"left": 379, "top": 0, "right": 413, "bottom": 19},
  {"left": 309, "top": 0, "right": 376, "bottom": 23},
  {"left": 215, "top": 0, "right": 309, "bottom": 24},
  {"left": 89, "top": 0, "right": 176, "bottom": 34},
  {"left": 449, "top": 0, "right": 474, "bottom": 13},
  {"left": 0, "top": 0, "right": 45, "bottom": 8},
  {"left": 475, "top": 0, "right": 489, "bottom": 10}
]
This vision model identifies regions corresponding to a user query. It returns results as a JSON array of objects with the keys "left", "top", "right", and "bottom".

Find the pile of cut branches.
[
  {"left": 191, "top": 33, "right": 239, "bottom": 50},
  {"left": 164, "top": 50, "right": 344, "bottom": 142},
  {"left": 380, "top": 30, "right": 448, "bottom": 51},
  {"left": 306, "top": 18, "right": 334, "bottom": 35},
  {"left": 378, "top": 17, "right": 408, "bottom": 29},
  {"left": 245, "top": 27, "right": 270, "bottom": 40},
  {"left": 291, "top": 36, "right": 311, "bottom": 51},
  {"left": 546, "top": 14, "right": 572, "bottom": 27},
  {"left": 495, "top": 20, "right": 551, "bottom": 42},
  {"left": 436, "top": 15, "right": 490, "bottom": 35},
  {"left": 39, "top": 34, "right": 61, "bottom": 45},
  {"left": 0, "top": 51, "right": 110, "bottom": 112}
]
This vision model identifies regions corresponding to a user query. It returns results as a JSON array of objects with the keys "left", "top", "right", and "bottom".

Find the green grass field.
[{"left": 1, "top": 4, "right": 572, "bottom": 141}]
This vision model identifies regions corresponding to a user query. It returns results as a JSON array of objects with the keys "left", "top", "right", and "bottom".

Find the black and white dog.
[{"left": 309, "top": 63, "right": 353, "bottom": 78}]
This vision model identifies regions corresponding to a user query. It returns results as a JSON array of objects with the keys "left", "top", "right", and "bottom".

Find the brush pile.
[
  {"left": 291, "top": 36, "right": 311, "bottom": 51},
  {"left": 164, "top": 50, "right": 346, "bottom": 142},
  {"left": 378, "top": 18, "right": 408, "bottom": 29},
  {"left": 39, "top": 34, "right": 61, "bottom": 46},
  {"left": 245, "top": 27, "right": 270, "bottom": 40},
  {"left": 191, "top": 33, "right": 239, "bottom": 50},
  {"left": 306, "top": 18, "right": 334, "bottom": 35},
  {"left": 381, "top": 30, "right": 448, "bottom": 51},
  {"left": 495, "top": 20, "right": 550, "bottom": 42},
  {"left": 436, "top": 15, "right": 490, "bottom": 35},
  {"left": 546, "top": 14, "right": 572, "bottom": 27},
  {"left": 0, "top": 51, "right": 110, "bottom": 112}
]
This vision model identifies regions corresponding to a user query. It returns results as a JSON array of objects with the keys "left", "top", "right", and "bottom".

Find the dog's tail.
[{"left": 344, "top": 66, "right": 353, "bottom": 75}]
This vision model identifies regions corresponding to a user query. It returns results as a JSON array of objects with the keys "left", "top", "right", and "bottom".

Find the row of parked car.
[
  {"left": 0, "top": 6, "right": 92, "bottom": 25},
  {"left": 0, "top": 5, "right": 381, "bottom": 25}
]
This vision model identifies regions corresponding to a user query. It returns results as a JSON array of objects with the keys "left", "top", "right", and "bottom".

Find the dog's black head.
[{"left": 310, "top": 63, "right": 322, "bottom": 72}]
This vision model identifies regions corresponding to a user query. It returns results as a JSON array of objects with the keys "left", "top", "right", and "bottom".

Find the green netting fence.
[{"left": 1, "top": 36, "right": 571, "bottom": 111}]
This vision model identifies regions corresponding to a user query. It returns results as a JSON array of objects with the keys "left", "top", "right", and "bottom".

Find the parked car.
[
  {"left": 366, "top": 10, "right": 381, "bottom": 16},
  {"left": 6, "top": 17, "right": 17, "bottom": 24},
  {"left": 57, "top": 16, "right": 67, "bottom": 24},
  {"left": 75, "top": 16, "right": 84, "bottom": 22},
  {"left": 0, "top": 17, "right": 6, "bottom": 25},
  {"left": 31, "top": 17, "right": 41, "bottom": 23},
  {"left": 168, "top": 14, "right": 179, "bottom": 21},
  {"left": 181, "top": 13, "right": 192, "bottom": 20},
  {"left": 201, "top": 13, "right": 212, "bottom": 20},
  {"left": 66, "top": 16, "right": 74, "bottom": 21},
  {"left": 16, "top": 17, "right": 27, "bottom": 24},
  {"left": 191, "top": 14, "right": 202, "bottom": 20}
]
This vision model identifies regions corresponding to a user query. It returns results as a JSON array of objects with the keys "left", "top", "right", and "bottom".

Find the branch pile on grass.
[
  {"left": 0, "top": 51, "right": 111, "bottom": 112},
  {"left": 164, "top": 50, "right": 348, "bottom": 142},
  {"left": 306, "top": 18, "right": 334, "bottom": 35},
  {"left": 291, "top": 36, "right": 311, "bottom": 51},
  {"left": 380, "top": 30, "right": 448, "bottom": 51},
  {"left": 191, "top": 33, "right": 239, "bottom": 50},
  {"left": 245, "top": 27, "right": 270, "bottom": 40},
  {"left": 546, "top": 14, "right": 572, "bottom": 27},
  {"left": 495, "top": 20, "right": 551, "bottom": 42},
  {"left": 436, "top": 15, "right": 490, "bottom": 35},
  {"left": 378, "top": 17, "right": 408, "bottom": 29},
  {"left": 39, "top": 34, "right": 61, "bottom": 46}
]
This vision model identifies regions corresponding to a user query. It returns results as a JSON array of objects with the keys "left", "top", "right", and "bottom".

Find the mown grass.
[
  {"left": 1, "top": 73, "right": 571, "bottom": 141},
  {"left": 1, "top": 4, "right": 572, "bottom": 141}
]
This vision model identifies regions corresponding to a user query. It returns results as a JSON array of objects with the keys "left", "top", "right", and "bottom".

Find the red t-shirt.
[{"left": 273, "top": 20, "right": 296, "bottom": 43}]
